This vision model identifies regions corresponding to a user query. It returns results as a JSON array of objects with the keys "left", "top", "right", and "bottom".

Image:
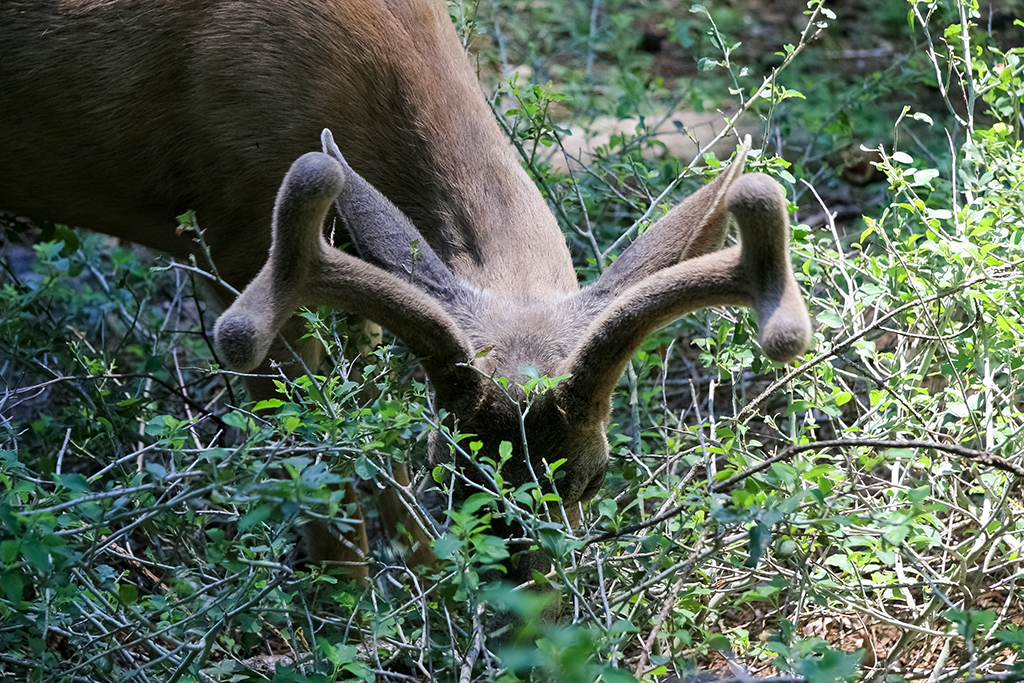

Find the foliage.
[{"left": 2, "top": 1, "right": 1024, "bottom": 682}]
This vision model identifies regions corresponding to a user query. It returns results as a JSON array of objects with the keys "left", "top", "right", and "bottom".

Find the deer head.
[{"left": 214, "top": 130, "right": 812, "bottom": 579}]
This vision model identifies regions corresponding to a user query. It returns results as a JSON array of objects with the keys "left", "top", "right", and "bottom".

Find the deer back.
[{"left": 0, "top": 0, "right": 573, "bottom": 294}]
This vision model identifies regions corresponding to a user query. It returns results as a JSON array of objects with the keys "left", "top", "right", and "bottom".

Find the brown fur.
[{"left": 1, "top": 0, "right": 811, "bottom": 588}]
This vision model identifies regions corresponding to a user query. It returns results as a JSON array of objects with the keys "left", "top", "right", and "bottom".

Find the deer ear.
[
  {"left": 585, "top": 136, "right": 752, "bottom": 302},
  {"left": 555, "top": 170, "right": 811, "bottom": 427},
  {"left": 213, "top": 150, "right": 486, "bottom": 414}
]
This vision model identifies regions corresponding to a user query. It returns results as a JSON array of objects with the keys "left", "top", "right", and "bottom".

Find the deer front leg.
[
  {"left": 238, "top": 316, "right": 372, "bottom": 582},
  {"left": 301, "top": 480, "right": 371, "bottom": 581}
]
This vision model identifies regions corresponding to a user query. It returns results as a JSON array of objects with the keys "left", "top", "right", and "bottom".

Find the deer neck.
[{"left": 323, "top": 3, "right": 577, "bottom": 297}]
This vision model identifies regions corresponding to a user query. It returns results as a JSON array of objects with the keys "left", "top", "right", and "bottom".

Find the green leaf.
[
  {"left": 609, "top": 619, "right": 640, "bottom": 635},
  {"left": 118, "top": 583, "right": 139, "bottom": 606},
  {"left": 433, "top": 534, "right": 462, "bottom": 559},
  {"left": 497, "top": 441, "right": 513, "bottom": 462},
  {"left": 354, "top": 455, "right": 377, "bottom": 480},
  {"left": 143, "top": 354, "right": 165, "bottom": 374},
  {"left": 745, "top": 522, "right": 773, "bottom": 567},
  {"left": 697, "top": 57, "right": 718, "bottom": 72},
  {"left": 1, "top": 571, "right": 24, "bottom": 604},
  {"left": 460, "top": 492, "right": 496, "bottom": 517},
  {"left": 794, "top": 646, "right": 863, "bottom": 683},
  {"left": 21, "top": 540, "right": 51, "bottom": 572},
  {"left": 0, "top": 540, "right": 18, "bottom": 564},
  {"left": 238, "top": 504, "right": 273, "bottom": 532},
  {"left": 908, "top": 486, "right": 930, "bottom": 503},
  {"left": 253, "top": 398, "right": 284, "bottom": 411},
  {"left": 945, "top": 609, "right": 995, "bottom": 638},
  {"left": 817, "top": 310, "right": 844, "bottom": 329},
  {"left": 598, "top": 666, "right": 639, "bottom": 683},
  {"left": 222, "top": 410, "right": 252, "bottom": 431}
]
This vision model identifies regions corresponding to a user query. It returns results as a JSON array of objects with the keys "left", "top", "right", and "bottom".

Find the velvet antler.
[
  {"left": 320, "top": 129, "right": 470, "bottom": 302},
  {"left": 213, "top": 151, "right": 482, "bottom": 411},
  {"left": 587, "top": 137, "right": 753, "bottom": 300},
  {"left": 557, "top": 170, "right": 812, "bottom": 426}
]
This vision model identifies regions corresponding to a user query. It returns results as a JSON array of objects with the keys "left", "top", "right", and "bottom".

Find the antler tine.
[
  {"left": 729, "top": 173, "right": 813, "bottom": 363},
  {"left": 585, "top": 136, "right": 752, "bottom": 301},
  {"left": 320, "top": 129, "right": 464, "bottom": 300},
  {"left": 214, "top": 152, "right": 344, "bottom": 373},
  {"left": 555, "top": 172, "right": 811, "bottom": 426},
  {"left": 214, "top": 152, "right": 482, "bottom": 411}
]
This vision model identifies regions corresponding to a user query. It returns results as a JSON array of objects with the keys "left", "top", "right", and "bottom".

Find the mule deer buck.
[{"left": 1, "top": 0, "right": 811, "bottom": 586}]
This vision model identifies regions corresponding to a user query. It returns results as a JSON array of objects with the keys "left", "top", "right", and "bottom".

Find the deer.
[{"left": 1, "top": 0, "right": 812, "bottom": 590}]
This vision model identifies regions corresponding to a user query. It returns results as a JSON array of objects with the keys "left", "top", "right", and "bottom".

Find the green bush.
[{"left": 2, "top": 1, "right": 1023, "bottom": 681}]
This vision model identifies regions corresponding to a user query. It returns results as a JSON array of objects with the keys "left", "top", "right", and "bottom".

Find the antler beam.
[
  {"left": 556, "top": 171, "right": 812, "bottom": 426},
  {"left": 213, "top": 151, "right": 481, "bottom": 410}
]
